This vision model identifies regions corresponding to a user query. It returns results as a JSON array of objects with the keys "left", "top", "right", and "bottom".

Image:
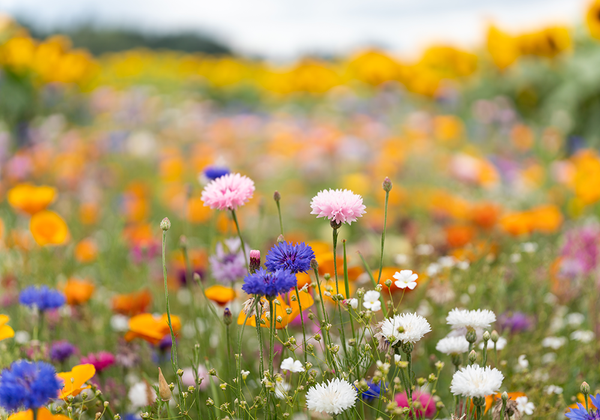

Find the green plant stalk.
[
  {"left": 376, "top": 188, "right": 390, "bottom": 287},
  {"left": 342, "top": 240, "right": 357, "bottom": 370},
  {"left": 356, "top": 251, "right": 388, "bottom": 316},
  {"left": 231, "top": 209, "right": 248, "bottom": 267},
  {"left": 312, "top": 266, "right": 338, "bottom": 373},
  {"left": 294, "top": 285, "right": 308, "bottom": 364},
  {"left": 275, "top": 200, "right": 284, "bottom": 236},
  {"left": 332, "top": 227, "right": 349, "bottom": 363}
]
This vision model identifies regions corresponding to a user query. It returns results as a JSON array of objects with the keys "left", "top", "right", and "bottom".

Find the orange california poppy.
[
  {"left": 8, "top": 408, "right": 70, "bottom": 420},
  {"left": 79, "top": 202, "right": 99, "bottom": 225},
  {"left": 7, "top": 184, "right": 57, "bottom": 215},
  {"left": 0, "top": 314, "right": 14, "bottom": 341},
  {"left": 64, "top": 278, "right": 95, "bottom": 305},
  {"left": 238, "top": 290, "right": 314, "bottom": 329},
  {"left": 29, "top": 210, "right": 69, "bottom": 246},
  {"left": 112, "top": 289, "right": 152, "bottom": 316},
  {"left": 125, "top": 313, "right": 181, "bottom": 345},
  {"left": 528, "top": 204, "right": 562, "bottom": 234},
  {"left": 445, "top": 225, "right": 476, "bottom": 248},
  {"left": 57, "top": 364, "right": 96, "bottom": 399},
  {"left": 470, "top": 202, "right": 501, "bottom": 230},
  {"left": 74, "top": 238, "right": 98, "bottom": 263},
  {"left": 204, "top": 285, "right": 236, "bottom": 305}
]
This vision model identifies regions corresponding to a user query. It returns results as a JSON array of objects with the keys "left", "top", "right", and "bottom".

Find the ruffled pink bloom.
[
  {"left": 201, "top": 173, "right": 255, "bottom": 211},
  {"left": 395, "top": 391, "right": 436, "bottom": 418},
  {"left": 81, "top": 351, "right": 116, "bottom": 372},
  {"left": 310, "top": 189, "right": 366, "bottom": 225}
]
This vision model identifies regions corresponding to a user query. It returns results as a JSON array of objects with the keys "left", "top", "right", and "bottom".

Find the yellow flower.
[
  {"left": 125, "top": 313, "right": 181, "bottom": 345},
  {"left": 205, "top": 285, "right": 236, "bottom": 305},
  {"left": 7, "top": 184, "right": 56, "bottom": 215},
  {"left": 8, "top": 408, "right": 70, "bottom": 420},
  {"left": 57, "top": 364, "right": 96, "bottom": 399},
  {"left": 0, "top": 314, "right": 14, "bottom": 341},
  {"left": 29, "top": 210, "right": 69, "bottom": 246},
  {"left": 486, "top": 25, "right": 520, "bottom": 70},
  {"left": 586, "top": 0, "right": 600, "bottom": 41}
]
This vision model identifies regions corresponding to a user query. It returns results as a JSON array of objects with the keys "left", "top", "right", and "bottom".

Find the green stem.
[
  {"left": 332, "top": 227, "right": 349, "bottom": 364},
  {"left": 231, "top": 209, "right": 248, "bottom": 268},
  {"left": 275, "top": 200, "right": 284, "bottom": 236},
  {"left": 161, "top": 229, "right": 181, "bottom": 382},
  {"left": 377, "top": 187, "right": 390, "bottom": 286},
  {"left": 294, "top": 285, "right": 308, "bottom": 364}
]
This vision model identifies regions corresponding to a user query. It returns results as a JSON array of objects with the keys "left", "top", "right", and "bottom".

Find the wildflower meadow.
[{"left": 2, "top": 2, "right": 600, "bottom": 420}]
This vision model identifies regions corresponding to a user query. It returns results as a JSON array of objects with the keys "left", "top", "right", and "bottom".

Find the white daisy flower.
[
  {"left": 379, "top": 312, "right": 432, "bottom": 345},
  {"left": 393, "top": 270, "right": 418, "bottom": 290},
  {"left": 571, "top": 330, "right": 594, "bottom": 343},
  {"left": 436, "top": 336, "right": 470, "bottom": 355},
  {"left": 515, "top": 396, "right": 535, "bottom": 415},
  {"left": 306, "top": 378, "right": 357, "bottom": 415},
  {"left": 541, "top": 336, "right": 566, "bottom": 349},
  {"left": 450, "top": 365, "right": 504, "bottom": 398},
  {"left": 446, "top": 308, "right": 496, "bottom": 330},
  {"left": 347, "top": 298, "right": 358, "bottom": 309},
  {"left": 516, "top": 355, "right": 529, "bottom": 370},
  {"left": 363, "top": 291, "right": 381, "bottom": 312},
  {"left": 280, "top": 357, "right": 305, "bottom": 373}
]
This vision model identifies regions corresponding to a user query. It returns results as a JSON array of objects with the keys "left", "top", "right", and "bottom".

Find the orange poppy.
[
  {"left": 74, "top": 238, "right": 98, "bottom": 263},
  {"left": 30, "top": 210, "right": 69, "bottom": 246},
  {"left": 79, "top": 202, "right": 99, "bottom": 225},
  {"left": 205, "top": 285, "right": 236, "bottom": 305},
  {"left": 470, "top": 202, "right": 501, "bottom": 230},
  {"left": 112, "top": 289, "right": 152, "bottom": 316},
  {"left": 8, "top": 408, "right": 70, "bottom": 420},
  {"left": 445, "top": 225, "right": 476, "bottom": 248},
  {"left": 0, "top": 314, "right": 14, "bottom": 341},
  {"left": 64, "top": 278, "right": 95, "bottom": 305},
  {"left": 238, "top": 290, "right": 314, "bottom": 329},
  {"left": 7, "top": 184, "right": 56, "bottom": 215},
  {"left": 125, "top": 313, "right": 181, "bottom": 345},
  {"left": 57, "top": 364, "right": 96, "bottom": 399}
]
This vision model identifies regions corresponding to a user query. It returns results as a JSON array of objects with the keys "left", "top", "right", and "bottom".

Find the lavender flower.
[{"left": 210, "top": 238, "right": 249, "bottom": 284}]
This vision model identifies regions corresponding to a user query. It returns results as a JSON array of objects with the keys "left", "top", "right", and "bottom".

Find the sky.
[{"left": 0, "top": 0, "right": 591, "bottom": 59}]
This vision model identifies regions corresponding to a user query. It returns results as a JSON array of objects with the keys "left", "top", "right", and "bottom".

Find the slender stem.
[
  {"left": 377, "top": 188, "right": 390, "bottom": 286},
  {"left": 162, "top": 230, "right": 180, "bottom": 378},
  {"left": 275, "top": 200, "right": 284, "bottom": 236},
  {"left": 332, "top": 227, "right": 349, "bottom": 363},
  {"left": 294, "top": 285, "right": 308, "bottom": 364},
  {"left": 231, "top": 209, "right": 248, "bottom": 267}
]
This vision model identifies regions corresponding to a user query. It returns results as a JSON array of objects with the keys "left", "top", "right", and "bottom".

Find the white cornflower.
[
  {"left": 446, "top": 308, "right": 496, "bottom": 330},
  {"left": 379, "top": 312, "right": 432, "bottom": 345},
  {"left": 415, "top": 244, "right": 434, "bottom": 256},
  {"left": 541, "top": 336, "right": 566, "bottom": 349},
  {"left": 566, "top": 312, "right": 585, "bottom": 327},
  {"left": 450, "top": 365, "right": 504, "bottom": 398},
  {"left": 544, "top": 385, "right": 563, "bottom": 395},
  {"left": 436, "top": 336, "right": 470, "bottom": 355},
  {"left": 517, "top": 355, "right": 529, "bottom": 370},
  {"left": 520, "top": 242, "right": 538, "bottom": 253},
  {"left": 571, "top": 330, "right": 595, "bottom": 343},
  {"left": 363, "top": 291, "right": 381, "bottom": 312},
  {"left": 479, "top": 336, "right": 507, "bottom": 351},
  {"left": 393, "top": 270, "right": 418, "bottom": 290},
  {"left": 275, "top": 381, "right": 291, "bottom": 399},
  {"left": 280, "top": 357, "right": 305, "bottom": 373},
  {"left": 347, "top": 298, "right": 358, "bottom": 309},
  {"left": 306, "top": 378, "right": 357, "bottom": 415},
  {"left": 426, "top": 263, "right": 441, "bottom": 277},
  {"left": 129, "top": 381, "right": 156, "bottom": 408},
  {"left": 515, "top": 396, "right": 535, "bottom": 415}
]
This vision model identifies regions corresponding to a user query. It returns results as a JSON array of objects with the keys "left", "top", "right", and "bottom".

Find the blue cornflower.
[
  {"left": 50, "top": 341, "right": 77, "bottom": 363},
  {"left": 265, "top": 242, "right": 315, "bottom": 274},
  {"left": 242, "top": 268, "right": 297, "bottom": 299},
  {"left": 0, "top": 360, "right": 62, "bottom": 411},
  {"left": 357, "top": 381, "right": 385, "bottom": 401},
  {"left": 204, "top": 166, "right": 230, "bottom": 181},
  {"left": 19, "top": 286, "right": 65, "bottom": 311},
  {"left": 567, "top": 394, "right": 600, "bottom": 419}
]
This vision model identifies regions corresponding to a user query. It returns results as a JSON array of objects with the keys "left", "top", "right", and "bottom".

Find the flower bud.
[
  {"left": 310, "top": 259, "right": 318, "bottom": 270},
  {"left": 466, "top": 329, "right": 477, "bottom": 344},
  {"left": 468, "top": 350, "right": 477, "bottom": 364},
  {"left": 482, "top": 331, "right": 490, "bottom": 342},
  {"left": 277, "top": 234, "right": 285, "bottom": 244},
  {"left": 158, "top": 368, "right": 172, "bottom": 402},
  {"left": 428, "top": 374, "right": 436, "bottom": 383},
  {"left": 206, "top": 398, "right": 214, "bottom": 407},
  {"left": 491, "top": 330, "right": 499, "bottom": 343},
  {"left": 224, "top": 308, "right": 233, "bottom": 325},
  {"left": 249, "top": 250, "right": 261, "bottom": 273},
  {"left": 273, "top": 191, "right": 281, "bottom": 202},
  {"left": 383, "top": 177, "right": 393, "bottom": 192},
  {"left": 177, "top": 369, "right": 184, "bottom": 377},
  {"left": 384, "top": 279, "right": 392, "bottom": 287},
  {"left": 160, "top": 217, "right": 171, "bottom": 231},
  {"left": 501, "top": 392, "right": 508, "bottom": 403},
  {"left": 581, "top": 381, "right": 591, "bottom": 395}
]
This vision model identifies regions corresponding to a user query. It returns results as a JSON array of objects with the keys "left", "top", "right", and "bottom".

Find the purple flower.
[
  {"left": 203, "top": 166, "right": 230, "bottom": 181},
  {"left": 498, "top": 312, "right": 533, "bottom": 334},
  {"left": 242, "top": 268, "right": 297, "bottom": 299},
  {"left": 19, "top": 286, "right": 65, "bottom": 311},
  {"left": 560, "top": 224, "right": 600, "bottom": 276},
  {"left": 0, "top": 360, "right": 62, "bottom": 411},
  {"left": 210, "top": 238, "right": 249, "bottom": 284},
  {"left": 50, "top": 341, "right": 77, "bottom": 363},
  {"left": 265, "top": 242, "right": 315, "bottom": 274},
  {"left": 566, "top": 393, "right": 600, "bottom": 419}
]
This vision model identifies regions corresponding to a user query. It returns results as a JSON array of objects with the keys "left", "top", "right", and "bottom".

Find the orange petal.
[
  {"left": 9, "top": 408, "right": 70, "bottom": 420},
  {"left": 57, "top": 364, "right": 96, "bottom": 399}
]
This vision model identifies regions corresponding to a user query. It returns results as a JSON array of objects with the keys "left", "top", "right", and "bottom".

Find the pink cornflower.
[
  {"left": 310, "top": 189, "right": 366, "bottom": 225},
  {"left": 201, "top": 173, "right": 255, "bottom": 211},
  {"left": 81, "top": 351, "right": 116, "bottom": 372}
]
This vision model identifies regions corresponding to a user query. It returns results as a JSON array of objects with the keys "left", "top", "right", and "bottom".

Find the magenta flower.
[
  {"left": 201, "top": 173, "right": 255, "bottom": 211},
  {"left": 81, "top": 351, "right": 115, "bottom": 372},
  {"left": 310, "top": 189, "right": 366, "bottom": 225},
  {"left": 395, "top": 391, "right": 436, "bottom": 418}
]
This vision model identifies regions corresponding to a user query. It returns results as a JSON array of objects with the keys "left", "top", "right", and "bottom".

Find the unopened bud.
[
  {"left": 581, "top": 381, "right": 591, "bottom": 395},
  {"left": 224, "top": 308, "right": 232, "bottom": 325},
  {"left": 273, "top": 191, "right": 281, "bottom": 202},
  {"left": 249, "top": 250, "right": 261, "bottom": 273},
  {"left": 277, "top": 234, "right": 285, "bottom": 244},
  {"left": 383, "top": 177, "right": 392, "bottom": 192},
  {"left": 466, "top": 329, "right": 477, "bottom": 344},
  {"left": 206, "top": 398, "right": 214, "bottom": 407},
  {"left": 384, "top": 279, "right": 392, "bottom": 287},
  {"left": 501, "top": 392, "right": 508, "bottom": 403},
  {"left": 468, "top": 350, "right": 477, "bottom": 364},
  {"left": 160, "top": 217, "right": 171, "bottom": 231},
  {"left": 482, "top": 331, "right": 490, "bottom": 342},
  {"left": 310, "top": 259, "right": 318, "bottom": 270},
  {"left": 491, "top": 330, "right": 499, "bottom": 343}
]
